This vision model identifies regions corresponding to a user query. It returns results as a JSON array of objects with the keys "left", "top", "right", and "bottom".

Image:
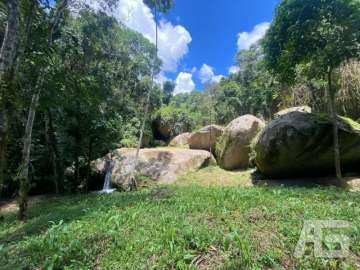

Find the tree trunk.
[
  {"left": 0, "top": 0, "right": 19, "bottom": 76},
  {"left": 74, "top": 99, "right": 82, "bottom": 191},
  {"left": 18, "top": 87, "right": 41, "bottom": 220},
  {"left": 75, "top": 150, "right": 80, "bottom": 191},
  {"left": 131, "top": 3, "right": 159, "bottom": 191},
  {"left": 44, "top": 111, "right": 60, "bottom": 194},
  {"left": 18, "top": 0, "right": 69, "bottom": 220},
  {"left": 15, "top": 0, "right": 35, "bottom": 75},
  {"left": 0, "top": 0, "right": 19, "bottom": 196},
  {"left": 47, "top": 109, "right": 63, "bottom": 193},
  {"left": 326, "top": 67, "right": 344, "bottom": 186},
  {"left": 86, "top": 138, "right": 94, "bottom": 193},
  {"left": 0, "top": 111, "right": 7, "bottom": 195}
]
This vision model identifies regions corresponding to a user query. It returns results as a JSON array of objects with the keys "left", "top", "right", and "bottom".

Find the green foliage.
[
  {"left": 1, "top": 7, "right": 162, "bottom": 196},
  {"left": 154, "top": 103, "right": 197, "bottom": 137},
  {"left": 154, "top": 91, "right": 209, "bottom": 138},
  {"left": 263, "top": 0, "right": 360, "bottom": 181},
  {"left": 214, "top": 45, "right": 280, "bottom": 123},
  {"left": 51, "top": 11, "right": 161, "bottom": 183},
  {"left": 214, "top": 132, "right": 227, "bottom": 162},
  {"left": 213, "top": 80, "right": 243, "bottom": 124},
  {"left": 119, "top": 117, "right": 153, "bottom": 148},
  {"left": 144, "top": 0, "right": 175, "bottom": 13},
  {"left": 264, "top": 0, "right": 360, "bottom": 83},
  {"left": 162, "top": 80, "right": 175, "bottom": 105},
  {"left": 153, "top": 45, "right": 281, "bottom": 134}
]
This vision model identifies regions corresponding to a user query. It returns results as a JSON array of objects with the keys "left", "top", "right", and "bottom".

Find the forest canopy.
[{"left": 1, "top": 0, "right": 360, "bottom": 218}]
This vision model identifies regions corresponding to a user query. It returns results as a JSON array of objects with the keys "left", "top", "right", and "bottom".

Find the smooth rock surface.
[
  {"left": 216, "top": 115, "right": 265, "bottom": 170},
  {"left": 169, "top": 132, "right": 192, "bottom": 147},
  {"left": 92, "top": 148, "right": 215, "bottom": 190},
  {"left": 274, "top": 106, "right": 311, "bottom": 118},
  {"left": 255, "top": 112, "right": 360, "bottom": 178},
  {"left": 189, "top": 125, "right": 224, "bottom": 152}
]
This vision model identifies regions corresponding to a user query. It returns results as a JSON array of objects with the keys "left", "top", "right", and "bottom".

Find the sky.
[
  {"left": 165, "top": 0, "right": 279, "bottom": 93},
  {"left": 77, "top": 0, "right": 280, "bottom": 93}
]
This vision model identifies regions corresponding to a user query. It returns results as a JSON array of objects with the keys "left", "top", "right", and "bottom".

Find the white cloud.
[
  {"left": 228, "top": 65, "right": 240, "bottom": 74},
  {"left": 156, "top": 20, "right": 192, "bottom": 72},
  {"left": 237, "top": 22, "right": 270, "bottom": 51},
  {"left": 75, "top": 0, "right": 192, "bottom": 72},
  {"left": 199, "top": 64, "right": 213, "bottom": 83},
  {"left": 174, "top": 72, "right": 195, "bottom": 95},
  {"left": 212, "top": 75, "right": 224, "bottom": 83},
  {"left": 199, "top": 64, "right": 224, "bottom": 84},
  {"left": 155, "top": 72, "right": 169, "bottom": 86}
]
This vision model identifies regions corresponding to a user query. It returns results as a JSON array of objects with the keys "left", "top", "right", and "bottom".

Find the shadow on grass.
[
  {"left": 0, "top": 189, "right": 162, "bottom": 244},
  {"left": 250, "top": 169, "right": 354, "bottom": 188}
]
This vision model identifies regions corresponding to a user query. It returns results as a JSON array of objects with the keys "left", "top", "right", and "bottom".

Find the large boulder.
[
  {"left": 92, "top": 148, "right": 215, "bottom": 190},
  {"left": 169, "top": 132, "right": 191, "bottom": 147},
  {"left": 255, "top": 111, "right": 360, "bottom": 178},
  {"left": 275, "top": 106, "right": 312, "bottom": 118},
  {"left": 216, "top": 115, "right": 265, "bottom": 170},
  {"left": 189, "top": 125, "right": 224, "bottom": 152}
]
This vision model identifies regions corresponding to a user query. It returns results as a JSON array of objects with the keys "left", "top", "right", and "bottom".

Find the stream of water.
[{"left": 100, "top": 159, "right": 116, "bottom": 194}]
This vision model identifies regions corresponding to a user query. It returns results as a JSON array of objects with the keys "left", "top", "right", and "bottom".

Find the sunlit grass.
[
  {"left": 176, "top": 166, "right": 253, "bottom": 187},
  {"left": 1, "top": 169, "right": 360, "bottom": 269}
]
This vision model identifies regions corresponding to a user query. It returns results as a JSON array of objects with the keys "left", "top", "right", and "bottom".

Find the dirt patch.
[
  {"left": 347, "top": 177, "right": 360, "bottom": 191},
  {"left": 349, "top": 251, "right": 360, "bottom": 269},
  {"left": 191, "top": 245, "right": 225, "bottom": 270},
  {"left": 0, "top": 195, "right": 47, "bottom": 214},
  {"left": 91, "top": 235, "right": 112, "bottom": 270},
  {"left": 246, "top": 208, "right": 277, "bottom": 223}
]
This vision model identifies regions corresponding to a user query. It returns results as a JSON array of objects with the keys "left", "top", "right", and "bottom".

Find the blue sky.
[
  {"left": 163, "top": 0, "right": 279, "bottom": 90},
  {"left": 74, "top": 0, "right": 279, "bottom": 92}
]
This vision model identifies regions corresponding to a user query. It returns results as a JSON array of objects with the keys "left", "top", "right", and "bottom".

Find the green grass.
[{"left": 1, "top": 169, "right": 360, "bottom": 269}]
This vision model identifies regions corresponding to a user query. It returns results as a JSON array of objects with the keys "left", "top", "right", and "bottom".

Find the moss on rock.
[
  {"left": 216, "top": 115, "right": 265, "bottom": 170},
  {"left": 255, "top": 111, "right": 360, "bottom": 178}
]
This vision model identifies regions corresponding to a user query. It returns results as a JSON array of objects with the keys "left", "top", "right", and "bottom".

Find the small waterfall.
[{"left": 100, "top": 158, "right": 116, "bottom": 194}]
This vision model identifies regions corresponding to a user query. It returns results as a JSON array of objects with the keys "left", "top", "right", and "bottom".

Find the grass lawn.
[{"left": 1, "top": 167, "right": 360, "bottom": 269}]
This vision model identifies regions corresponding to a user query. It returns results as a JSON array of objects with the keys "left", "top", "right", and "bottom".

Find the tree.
[
  {"left": 53, "top": 11, "right": 160, "bottom": 190},
  {"left": 130, "top": 0, "right": 174, "bottom": 189},
  {"left": 0, "top": 0, "right": 19, "bottom": 195},
  {"left": 0, "top": 0, "right": 163, "bottom": 215},
  {"left": 18, "top": 0, "right": 69, "bottom": 220},
  {"left": 162, "top": 80, "right": 175, "bottom": 105},
  {"left": 0, "top": 0, "right": 19, "bottom": 78},
  {"left": 213, "top": 80, "right": 243, "bottom": 124},
  {"left": 144, "top": 0, "right": 174, "bottom": 12},
  {"left": 263, "top": 0, "right": 360, "bottom": 184},
  {"left": 211, "top": 45, "right": 280, "bottom": 124},
  {"left": 0, "top": 0, "right": 172, "bottom": 206}
]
